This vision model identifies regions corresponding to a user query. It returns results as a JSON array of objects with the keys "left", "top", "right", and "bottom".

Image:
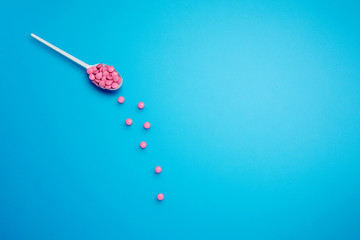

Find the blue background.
[{"left": 1, "top": 0, "right": 360, "bottom": 239}]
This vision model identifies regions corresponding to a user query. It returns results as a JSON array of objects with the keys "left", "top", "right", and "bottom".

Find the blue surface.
[{"left": 1, "top": 0, "right": 360, "bottom": 239}]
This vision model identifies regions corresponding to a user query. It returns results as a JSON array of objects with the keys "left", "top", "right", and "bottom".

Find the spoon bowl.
[{"left": 87, "top": 63, "right": 123, "bottom": 90}]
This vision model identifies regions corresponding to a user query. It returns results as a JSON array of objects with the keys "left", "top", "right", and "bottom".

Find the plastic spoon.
[{"left": 30, "top": 33, "right": 122, "bottom": 90}]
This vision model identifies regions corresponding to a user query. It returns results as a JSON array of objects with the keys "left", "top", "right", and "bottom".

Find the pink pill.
[
  {"left": 111, "top": 83, "right": 119, "bottom": 89},
  {"left": 140, "top": 141, "right": 147, "bottom": 149},
  {"left": 155, "top": 166, "right": 162, "bottom": 174},
  {"left": 105, "top": 80, "right": 113, "bottom": 86},
  {"left": 157, "top": 193, "right": 164, "bottom": 201},
  {"left": 101, "top": 76, "right": 106, "bottom": 81},
  {"left": 106, "top": 75, "right": 113, "bottom": 80},
  {"left": 87, "top": 68, "right": 94, "bottom": 74},
  {"left": 101, "top": 66, "right": 107, "bottom": 72},
  {"left": 126, "top": 118, "right": 132, "bottom": 126},
  {"left": 111, "top": 71, "right": 119, "bottom": 77},
  {"left": 112, "top": 75, "right": 119, "bottom": 81},
  {"left": 138, "top": 102, "right": 145, "bottom": 109},
  {"left": 144, "top": 122, "right": 151, "bottom": 129},
  {"left": 96, "top": 72, "right": 102, "bottom": 79},
  {"left": 95, "top": 78, "right": 101, "bottom": 83},
  {"left": 118, "top": 96, "right": 125, "bottom": 103},
  {"left": 93, "top": 70, "right": 99, "bottom": 74},
  {"left": 89, "top": 74, "right": 95, "bottom": 80},
  {"left": 105, "top": 85, "right": 111, "bottom": 89},
  {"left": 99, "top": 81, "right": 105, "bottom": 88},
  {"left": 96, "top": 64, "right": 103, "bottom": 69},
  {"left": 103, "top": 71, "right": 109, "bottom": 76},
  {"left": 107, "top": 66, "right": 115, "bottom": 72}
]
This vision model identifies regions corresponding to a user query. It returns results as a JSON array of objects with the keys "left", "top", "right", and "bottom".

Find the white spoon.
[{"left": 31, "top": 33, "right": 122, "bottom": 91}]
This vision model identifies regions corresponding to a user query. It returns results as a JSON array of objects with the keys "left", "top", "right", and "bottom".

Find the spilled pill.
[
  {"left": 125, "top": 118, "right": 133, "bottom": 126},
  {"left": 157, "top": 193, "right": 164, "bottom": 201},
  {"left": 155, "top": 166, "right": 162, "bottom": 174},
  {"left": 118, "top": 96, "right": 125, "bottom": 104},
  {"left": 144, "top": 122, "right": 151, "bottom": 129},
  {"left": 138, "top": 102, "right": 145, "bottom": 109},
  {"left": 140, "top": 141, "right": 147, "bottom": 149}
]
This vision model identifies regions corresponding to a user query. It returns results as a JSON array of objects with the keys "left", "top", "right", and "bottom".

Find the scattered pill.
[
  {"left": 140, "top": 141, "right": 147, "bottom": 149},
  {"left": 144, "top": 122, "right": 151, "bottom": 129},
  {"left": 118, "top": 96, "right": 125, "bottom": 104},
  {"left": 157, "top": 193, "right": 164, "bottom": 201},
  {"left": 138, "top": 102, "right": 145, "bottom": 109},
  {"left": 155, "top": 166, "right": 162, "bottom": 174},
  {"left": 125, "top": 118, "right": 132, "bottom": 126}
]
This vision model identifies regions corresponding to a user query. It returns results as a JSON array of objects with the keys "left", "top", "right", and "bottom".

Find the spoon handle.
[{"left": 31, "top": 33, "right": 91, "bottom": 69}]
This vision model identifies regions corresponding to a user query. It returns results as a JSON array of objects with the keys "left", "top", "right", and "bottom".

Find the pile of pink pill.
[
  {"left": 87, "top": 64, "right": 122, "bottom": 90},
  {"left": 118, "top": 97, "right": 164, "bottom": 201}
]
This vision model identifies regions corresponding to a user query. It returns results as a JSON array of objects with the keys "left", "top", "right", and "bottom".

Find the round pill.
[
  {"left": 157, "top": 193, "right": 164, "bottom": 201},
  {"left": 108, "top": 66, "right": 115, "bottom": 72},
  {"left": 105, "top": 85, "right": 111, "bottom": 89},
  {"left": 103, "top": 71, "right": 109, "bottom": 76},
  {"left": 105, "top": 80, "right": 113, "bottom": 86},
  {"left": 96, "top": 72, "right": 103, "bottom": 79},
  {"left": 144, "top": 122, "right": 151, "bottom": 129},
  {"left": 111, "top": 71, "right": 119, "bottom": 77},
  {"left": 111, "top": 83, "right": 119, "bottom": 89},
  {"left": 87, "top": 68, "right": 94, "bottom": 74},
  {"left": 155, "top": 166, "right": 162, "bottom": 173},
  {"left": 101, "top": 66, "right": 107, "bottom": 72},
  {"left": 106, "top": 75, "right": 113, "bottom": 80},
  {"left": 138, "top": 102, "right": 145, "bottom": 109},
  {"left": 140, "top": 141, "right": 147, "bottom": 149},
  {"left": 112, "top": 75, "right": 119, "bottom": 82},
  {"left": 96, "top": 64, "right": 103, "bottom": 69},
  {"left": 99, "top": 81, "right": 105, "bottom": 88},
  {"left": 118, "top": 96, "right": 125, "bottom": 103},
  {"left": 89, "top": 74, "right": 95, "bottom": 80},
  {"left": 126, "top": 118, "right": 132, "bottom": 126}
]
